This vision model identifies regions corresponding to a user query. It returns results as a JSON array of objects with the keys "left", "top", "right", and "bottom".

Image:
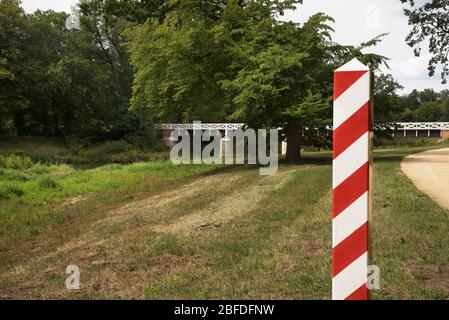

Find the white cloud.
[
  {"left": 390, "top": 55, "right": 430, "bottom": 79},
  {"left": 21, "top": 0, "right": 78, "bottom": 13},
  {"left": 281, "top": 0, "right": 445, "bottom": 94}
]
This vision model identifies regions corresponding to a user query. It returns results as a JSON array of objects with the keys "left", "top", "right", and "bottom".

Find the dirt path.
[
  {"left": 401, "top": 148, "right": 449, "bottom": 211},
  {"left": 0, "top": 165, "right": 300, "bottom": 299}
]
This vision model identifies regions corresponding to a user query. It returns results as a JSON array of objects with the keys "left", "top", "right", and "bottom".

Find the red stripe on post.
[
  {"left": 332, "top": 162, "right": 369, "bottom": 218},
  {"left": 345, "top": 283, "right": 368, "bottom": 300},
  {"left": 332, "top": 223, "right": 368, "bottom": 276},
  {"left": 333, "top": 102, "right": 370, "bottom": 159},
  {"left": 333, "top": 70, "right": 368, "bottom": 100}
]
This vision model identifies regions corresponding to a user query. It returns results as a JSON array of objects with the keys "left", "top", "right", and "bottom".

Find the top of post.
[{"left": 335, "top": 58, "right": 370, "bottom": 72}]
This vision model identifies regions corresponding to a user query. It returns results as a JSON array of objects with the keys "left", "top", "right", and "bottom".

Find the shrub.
[
  {"left": 102, "top": 164, "right": 124, "bottom": 171},
  {"left": 110, "top": 153, "right": 135, "bottom": 164},
  {"left": 0, "top": 155, "right": 33, "bottom": 170},
  {"left": 0, "top": 170, "right": 29, "bottom": 182},
  {"left": 26, "top": 163, "right": 51, "bottom": 175},
  {"left": 7, "top": 149, "right": 25, "bottom": 157},
  {"left": 49, "top": 164, "right": 75, "bottom": 178},
  {"left": 0, "top": 185, "right": 25, "bottom": 200},
  {"left": 38, "top": 177, "right": 60, "bottom": 190}
]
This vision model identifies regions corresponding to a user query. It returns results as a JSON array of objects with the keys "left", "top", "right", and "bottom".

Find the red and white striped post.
[{"left": 332, "top": 58, "right": 373, "bottom": 300}]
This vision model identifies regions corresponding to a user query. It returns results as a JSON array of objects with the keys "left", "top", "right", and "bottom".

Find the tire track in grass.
[
  {"left": 0, "top": 165, "right": 296, "bottom": 299},
  {"left": 144, "top": 165, "right": 332, "bottom": 299}
]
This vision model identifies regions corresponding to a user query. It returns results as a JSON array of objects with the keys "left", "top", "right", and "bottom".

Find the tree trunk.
[{"left": 285, "top": 119, "right": 302, "bottom": 162}]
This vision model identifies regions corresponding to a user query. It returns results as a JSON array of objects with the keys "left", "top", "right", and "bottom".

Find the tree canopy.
[
  {"left": 401, "top": 0, "right": 449, "bottom": 83},
  {"left": 0, "top": 0, "right": 157, "bottom": 147},
  {"left": 3, "top": 0, "right": 442, "bottom": 160},
  {"left": 127, "top": 0, "right": 388, "bottom": 161}
]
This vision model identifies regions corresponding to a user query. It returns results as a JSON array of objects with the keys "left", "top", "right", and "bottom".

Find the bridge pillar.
[
  {"left": 220, "top": 130, "right": 232, "bottom": 160},
  {"left": 162, "top": 129, "right": 177, "bottom": 148},
  {"left": 442, "top": 130, "right": 449, "bottom": 140},
  {"left": 281, "top": 141, "right": 287, "bottom": 156}
]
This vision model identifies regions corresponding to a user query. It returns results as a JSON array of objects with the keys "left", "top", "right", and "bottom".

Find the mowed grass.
[
  {"left": 0, "top": 154, "right": 220, "bottom": 246},
  {"left": 1, "top": 143, "right": 449, "bottom": 299},
  {"left": 141, "top": 145, "right": 449, "bottom": 300}
]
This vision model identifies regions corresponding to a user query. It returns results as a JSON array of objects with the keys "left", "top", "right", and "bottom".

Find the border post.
[{"left": 332, "top": 58, "right": 373, "bottom": 300}]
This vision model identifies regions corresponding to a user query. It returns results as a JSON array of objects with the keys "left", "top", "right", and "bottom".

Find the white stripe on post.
[
  {"left": 332, "top": 192, "right": 368, "bottom": 248},
  {"left": 332, "top": 132, "right": 369, "bottom": 188},
  {"left": 333, "top": 72, "right": 370, "bottom": 129},
  {"left": 332, "top": 252, "right": 369, "bottom": 300}
]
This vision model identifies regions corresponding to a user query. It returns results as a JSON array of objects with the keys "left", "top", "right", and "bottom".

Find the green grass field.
[{"left": 1, "top": 139, "right": 449, "bottom": 299}]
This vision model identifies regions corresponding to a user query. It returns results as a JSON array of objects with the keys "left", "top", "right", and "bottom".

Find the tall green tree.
[
  {"left": 414, "top": 101, "right": 443, "bottom": 121},
  {"left": 401, "top": 89, "right": 421, "bottom": 110},
  {"left": 221, "top": 13, "right": 335, "bottom": 161},
  {"left": 441, "top": 97, "right": 449, "bottom": 120},
  {"left": 0, "top": 0, "right": 28, "bottom": 135},
  {"left": 0, "top": 0, "right": 158, "bottom": 147},
  {"left": 419, "top": 88, "right": 440, "bottom": 102},
  {"left": 127, "top": 0, "right": 387, "bottom": 161},
  {"left": 373, "top": 73, "right": 404, "bottom": 140}
]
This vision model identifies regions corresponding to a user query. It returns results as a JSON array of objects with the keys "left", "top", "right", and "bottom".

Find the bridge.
[
  {"left": 154, "top": 122, "right": 449, "bottom": 154},
  {"left": 391, "top": 122, "right": 449, "bottom": 139}
]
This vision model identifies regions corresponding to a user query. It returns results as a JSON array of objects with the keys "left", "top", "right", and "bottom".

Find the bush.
[
  {"left": 0, "top": 185, "right": 25, "bottom": 200},
  {"left": 6, "top": 149, "right": 25, "bottom": 157},
  {"left": 38, "top": 177, "right": 60, "bottom": 190},
  {"left": 0, "top": 169, "right": 29, "bottom": 182},
  {"left": 51, "top": 164, "right": 75, "bottom": 177},
  {"left": 0, "top": 154, "right": 33, "bottom": 170},
  {"left": 26, "top": 163, "right": 51, "bottom": 175},
  {"left": 102, "top": 164, "right": 124, "bottom": 171}
]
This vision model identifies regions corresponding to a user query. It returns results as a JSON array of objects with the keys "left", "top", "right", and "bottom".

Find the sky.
[{"left": 21, "top": 0, "right": 448, "bottom": 94}]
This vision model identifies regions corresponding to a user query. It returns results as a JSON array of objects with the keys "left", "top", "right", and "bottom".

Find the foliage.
[
  {"left": 0, "top": 0, "right": 158, "bottom": 149},
  {"left": 0, "top": 154, "right": 33, "bottom": 170},
  {"left": 397, "top": 88, "right": 449, "bottom": 121},
  {"left": 0, "top": 153, "right": 217, "bottom": 244},
  {"left": 38, "top": 177, "right": 60, "bottom": 190},
  {"left": 400, "top": 0, "right": 449, "bottom": 83},
  {"left": 127, "top": 0, "right": 387, "bottom": 161}
]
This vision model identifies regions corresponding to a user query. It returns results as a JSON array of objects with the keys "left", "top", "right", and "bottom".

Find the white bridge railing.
[
  {"left": 155, "top": 122, "right": 449, "bottom": 131},
  {"left": 394, "top": 122, "right": 449, "bottom": 130},
  {"left": 154, "top": 123, "right": 245, "bottom": 130}
]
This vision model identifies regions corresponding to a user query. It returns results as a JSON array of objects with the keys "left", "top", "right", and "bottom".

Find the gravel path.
[{"left": 401, "top": 148, "right": 449, "bottom": 211}]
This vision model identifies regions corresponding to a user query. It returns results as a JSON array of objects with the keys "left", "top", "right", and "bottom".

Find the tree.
[
  {"left": 126, "top": 0, "right": 231, "bottom": 122},
  {"left": 439, "top": 89, "right": 449, "bottom": 100},
  {"left": 401, "top": 108, "right": 416, "bottom": 121},
  {"left": 414, "top": 101, "right": 442, "bottom": 121},
  {"left": 400, "top": 0, "right": 449, "bottom": 83},
  {"left": 373, "top": 73, "right": 404, "bottom": 122},
  {"left": 221, "top": 13, "right": 334, "bottom": 162},
  {"left": 401, "top": 89, "right": 421, "bottom": 110},
  {"left": 441, "top": 97, "right": 449, "bottom": 121},
  {"left": 0, "top": 0, "right": 158, "bottom": 147},
  {"left": 0, "top": 0, "right": 28, "bottom": 135},
  {"left": 419, "top": 88, "right": 440, "bottom": 102},
  {"left": 127, "top": 0, "right": 387, "bottom": 162}
]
